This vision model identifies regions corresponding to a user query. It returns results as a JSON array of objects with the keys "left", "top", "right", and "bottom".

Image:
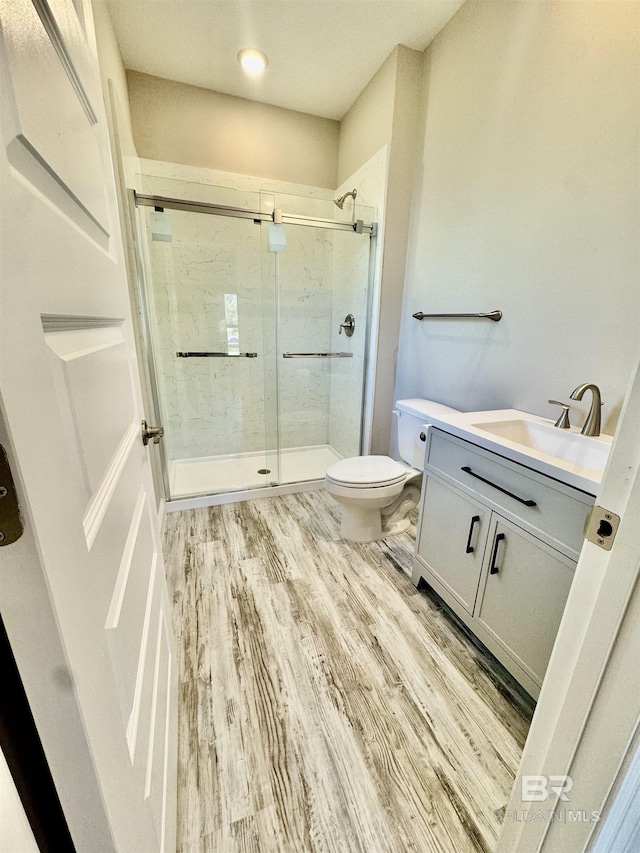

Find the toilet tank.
[{"left": 395, "top": 399, "right": 460, "bottom": 469}]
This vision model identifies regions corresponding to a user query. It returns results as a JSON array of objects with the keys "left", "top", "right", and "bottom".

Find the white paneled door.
[{"left": 0, "top": 1, "right": 177, "bottom": 851}]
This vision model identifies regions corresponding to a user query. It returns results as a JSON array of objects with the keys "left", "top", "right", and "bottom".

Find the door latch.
[
  {"left": 141, "top": 420, "right": 164, "bottom": 446},
  {"left": 585, "top": 505, "right": 620, "bottom": 551},
  {"left": 0, "top": 444, "right": 24, "bottom": 546}
]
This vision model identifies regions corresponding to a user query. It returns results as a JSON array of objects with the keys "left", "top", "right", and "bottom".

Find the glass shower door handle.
[
  {"left": 282, "top": 352, "right": 353, "bottom": 358},
  {"left": 176, "top": 352, "right": 258, "bottom": 358}
]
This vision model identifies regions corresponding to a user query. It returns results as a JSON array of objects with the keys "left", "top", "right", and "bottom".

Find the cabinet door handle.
[
  {"left": 489, "top": 533, "right": 506, "bottom": 574},
  {"left": 460, "top": 466, "right": 537, "bottom": 507},
  {"left": 465, "top": 515, "right": 481, "bottom": 554}
]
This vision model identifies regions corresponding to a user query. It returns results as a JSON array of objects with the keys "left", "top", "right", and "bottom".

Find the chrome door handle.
[{"left": 141, "top": 420, "right": 164, "bottom": 446}]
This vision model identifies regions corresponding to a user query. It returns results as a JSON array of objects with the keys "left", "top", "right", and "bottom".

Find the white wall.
[
  {"left": 337, "top": 50, "right": 397, "bottom": 186},
  {"left": 127, "top": 71, "right": 340, "bottom": 189},
  {"left": 394, "top": 0, "right": 639, "bottom": 445}
]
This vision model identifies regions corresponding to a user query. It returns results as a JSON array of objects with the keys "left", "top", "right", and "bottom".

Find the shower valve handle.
[{"left": 338, "top": 314, "right": 355, "bottom": 337}]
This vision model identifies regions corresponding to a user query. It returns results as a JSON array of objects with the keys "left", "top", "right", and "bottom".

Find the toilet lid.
[{"left": 326, "top": 455, "right": 407, "bottom": 487}]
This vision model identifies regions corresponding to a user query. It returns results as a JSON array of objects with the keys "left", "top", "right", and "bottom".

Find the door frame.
[
  {"left": 102, "top": 79, "right": 168, "bottom": 519},
  {"left": 497, "top": 351, "right": 640, "bottom": 852}
]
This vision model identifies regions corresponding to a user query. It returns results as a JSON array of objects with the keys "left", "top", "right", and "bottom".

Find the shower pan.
[{"left": 132, "top": 185, "right": 376, "bottom": 503}]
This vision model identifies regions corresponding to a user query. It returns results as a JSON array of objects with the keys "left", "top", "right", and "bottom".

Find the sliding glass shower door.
[
  {"left": 135, "top": 185, "right": 374, "bottom": 501},
  {"left": 263, "top": 191, "right": 374, "bottom": 485},
  {"left": 138, "top": 198, "right": 277, "bottom": 498}
]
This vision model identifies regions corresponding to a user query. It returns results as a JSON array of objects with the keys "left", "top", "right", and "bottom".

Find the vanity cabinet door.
[
  {"left": 475, "top": 517, "right": 575, "bottom": 686},
  {"left": 417, "top": 475, "right": 489, "bottom": 614}
]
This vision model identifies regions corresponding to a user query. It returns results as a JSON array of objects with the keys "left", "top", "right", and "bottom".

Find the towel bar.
[{"left": 412, "top": 310, "right": 502, "bottom": 322}]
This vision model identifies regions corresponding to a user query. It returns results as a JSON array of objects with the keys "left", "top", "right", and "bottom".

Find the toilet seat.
[{"left": 326, "top": 455, "right": 407, "bottom": 488}]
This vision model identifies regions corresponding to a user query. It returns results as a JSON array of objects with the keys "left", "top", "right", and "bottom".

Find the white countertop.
[{"left": 423, "top": 408, "right": 613, "bottom": 495}]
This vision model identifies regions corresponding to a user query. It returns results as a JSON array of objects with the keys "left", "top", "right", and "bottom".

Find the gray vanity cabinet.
[{"left": 413, "top": 428, "right": 594, "bottom": 698}]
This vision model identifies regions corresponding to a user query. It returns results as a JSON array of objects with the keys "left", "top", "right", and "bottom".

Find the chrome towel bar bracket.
[{"left": 412, "top": 310, "right": 502, "bottom": 322}]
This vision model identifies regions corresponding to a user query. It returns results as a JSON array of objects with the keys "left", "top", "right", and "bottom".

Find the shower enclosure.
[{"left": 132, "top": 183, "right": 375, "bottom": 502}]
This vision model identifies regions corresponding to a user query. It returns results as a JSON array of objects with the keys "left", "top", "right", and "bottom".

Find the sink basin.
[
  {"left": 472, "top": 419, "right": 610, "bottom": 473},
  {"left": 421, "top": 408, "right": 613, "bottom": 494}
]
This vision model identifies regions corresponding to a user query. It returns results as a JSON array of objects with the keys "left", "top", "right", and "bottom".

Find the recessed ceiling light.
[{"left": 237, "top": 48, "right": 268, "bottom": 76}]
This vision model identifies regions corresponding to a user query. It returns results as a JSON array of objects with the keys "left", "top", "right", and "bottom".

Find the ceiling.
[{"left": 106, "top": 0, "right": 465, "bottom": 121}]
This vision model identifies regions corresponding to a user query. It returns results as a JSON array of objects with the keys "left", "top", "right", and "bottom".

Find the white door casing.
[
  {"left": 0, "top": 0, "right": 177, "bottom": 850},
  {"left": 497, "top": 352, "right": 640, "bottom": 852}
]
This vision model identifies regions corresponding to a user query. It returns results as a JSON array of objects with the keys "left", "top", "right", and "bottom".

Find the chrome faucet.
[
  {"left": 570, "top": 383, "right": 602, "bottom": 436},
  {"left": 548, "top": 400, "right": 571, "bottom": 429}
]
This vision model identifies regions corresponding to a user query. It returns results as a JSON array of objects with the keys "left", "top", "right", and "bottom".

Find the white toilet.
[{"left": 325, "top": 399, "right": 460, "bottom": 542}]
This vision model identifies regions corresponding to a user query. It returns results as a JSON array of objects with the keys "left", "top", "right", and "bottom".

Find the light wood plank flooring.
[{"left": 164, "top": 490, "right": 533, "bottom": 853}]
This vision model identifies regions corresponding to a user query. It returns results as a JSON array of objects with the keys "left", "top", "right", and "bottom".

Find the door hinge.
[
  {"left": 0, "top": 444, "right": 24, "bottom": 546},
  {"left": 585, "top": 505, "right": 620, "bottom": 551}
]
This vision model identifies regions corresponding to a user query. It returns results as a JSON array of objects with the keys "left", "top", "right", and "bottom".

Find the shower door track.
[{"left": 134, "top": 193, "right": 377, "bottom": 236}]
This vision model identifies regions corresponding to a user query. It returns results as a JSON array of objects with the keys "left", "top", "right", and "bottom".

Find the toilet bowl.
[{"left": 325, "top": 399, "right": 460, "bottom": 542}]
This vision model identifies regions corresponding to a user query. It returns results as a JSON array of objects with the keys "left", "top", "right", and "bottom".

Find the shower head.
[{"left": 334, "top": 188, "right": 357, "bottom": 209}]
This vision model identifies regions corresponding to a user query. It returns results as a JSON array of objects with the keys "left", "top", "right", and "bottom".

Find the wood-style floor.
[{"left": 164, "top": 489, "right": 533, "bottom": 853}]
